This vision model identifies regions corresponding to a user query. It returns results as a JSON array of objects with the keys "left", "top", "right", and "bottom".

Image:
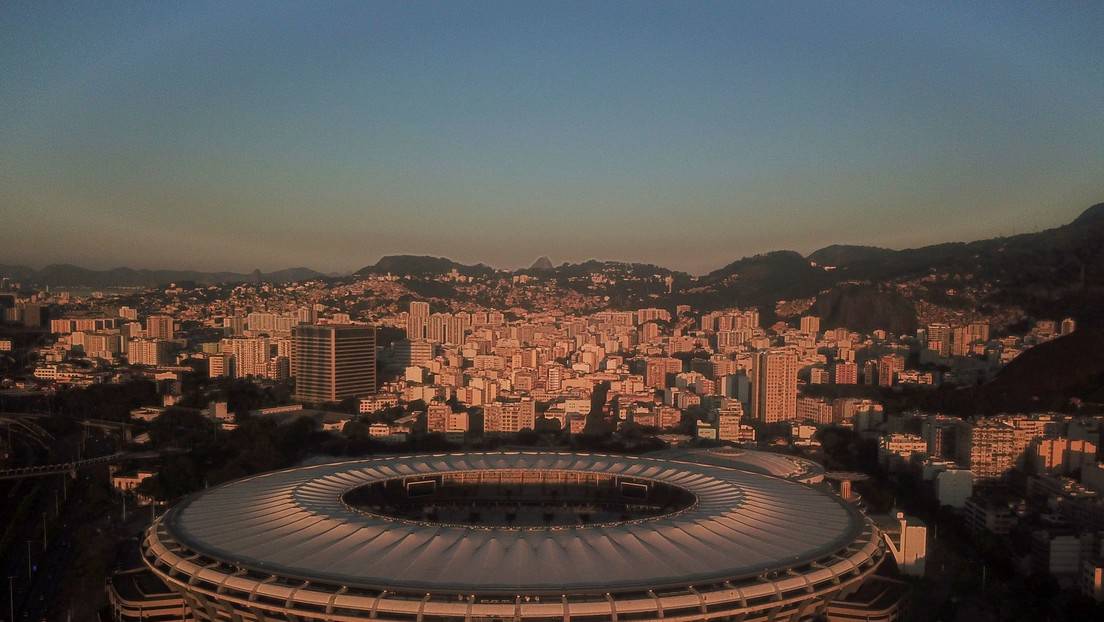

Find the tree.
[{"left": 582, "top": 381, "right": 613, "bottom": 438}]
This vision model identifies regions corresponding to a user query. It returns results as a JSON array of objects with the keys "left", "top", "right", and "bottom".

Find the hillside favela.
[{"left": 2, "top": 4, "right": 1104, "bottom": 622}]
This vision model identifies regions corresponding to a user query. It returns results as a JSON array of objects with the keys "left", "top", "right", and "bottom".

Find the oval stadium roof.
[
  {"left": 162, "top": 451, "right": 863, "bottom": 594},
  {"left": 647, "top": 447, "right": 826, "bottom": 484}
]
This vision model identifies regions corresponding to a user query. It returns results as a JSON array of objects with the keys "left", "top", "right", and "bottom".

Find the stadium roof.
[
  {"left": 647, "top": 447, "right": 826, "bottom": 484},
  {"left": 163, "top": 451, "right": 865, "bottom": 594}
]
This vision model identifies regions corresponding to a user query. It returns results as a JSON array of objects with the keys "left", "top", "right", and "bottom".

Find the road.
[{"left": 1, "top": 428, "right": 132, "bottom": 622}]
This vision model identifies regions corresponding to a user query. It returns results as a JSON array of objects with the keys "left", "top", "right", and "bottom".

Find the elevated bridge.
[
  {"left": 1, "top": 410, "right": 133, "bottom": 441},
  {"left": 0, "top": 450, "right": 163, "bottom": 480}
]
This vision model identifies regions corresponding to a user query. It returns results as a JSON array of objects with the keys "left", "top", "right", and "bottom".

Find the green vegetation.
[{"left": 0, "top": 480, "right": 41, "bottom": 565}]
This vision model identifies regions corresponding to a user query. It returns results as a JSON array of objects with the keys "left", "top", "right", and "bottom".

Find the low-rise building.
[
  {"left": 957, "top": 419, "right": 1016, "bottom": 483},
  {"left": 879, "top": 433, "right": 927, "bottom": 471},
  {"left": 1033, "top": 437, "right": 1098, "bottom": 475},
  {"left": 106, "top": 567, "right": 193, "bottom": 621},
  {"left": 1033, "top": 531, "right": 1100, "bottom": 584},
  {"left": 360, "top": 393, "right": 401, "bottom": 414},
  {"left": 964, "top": 496, "right": 1018, "bottom": 535},
  {"left": 935, "top": 468, "right": 973, "bottom": 508},
  {"left": 877, "top": 513, "right": 927, "bottom": 577}
]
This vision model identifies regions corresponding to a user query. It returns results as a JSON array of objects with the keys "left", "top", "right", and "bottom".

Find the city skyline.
[
  {"left": 1, "top": 198, "right": 1101, "bottom": 280},
  {"left": 5, "top": 3, "right": 1104, "bottom": 620},
  {"left": 3, "top": 2, "right": 1103, "bottom": 273}
]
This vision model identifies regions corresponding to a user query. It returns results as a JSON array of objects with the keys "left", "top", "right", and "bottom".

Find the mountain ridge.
[
  {"left": 530, "top": 256, "right": 554, "bottom": 271},
  {"left": 4, "top": 204, "right": 1101, "bottom": 307},
  {"left": 355, "top": 255, "right": 495, "bottom": 277},
  {"left": 0, "top": 264, "right": 325, "bottom": 287}
]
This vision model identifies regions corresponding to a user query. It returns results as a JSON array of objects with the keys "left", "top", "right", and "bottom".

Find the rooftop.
[{"left": 163, "top": 451, "right": 865, "bottom": 594}]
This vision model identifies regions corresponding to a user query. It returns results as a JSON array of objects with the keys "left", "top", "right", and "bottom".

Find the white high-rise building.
[
  {"left": 220, "top": 337, "right": 271, "bottom": 378},
  {"left": 406, "top": 302, "right": 430, "bottom": 340},
  {"left": 128, "top": 338, "right": 171, "bottom": 366},
  {"left": 752, "top": 349, "right": 797, "bottom": 423},
  {"left": 799, "top": 316, "right": 820, "bottom": 336}
]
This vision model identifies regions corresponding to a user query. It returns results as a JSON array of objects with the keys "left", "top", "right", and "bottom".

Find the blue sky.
[{"left": 2, "top": 1, "right": 1102, "bottom": 273}]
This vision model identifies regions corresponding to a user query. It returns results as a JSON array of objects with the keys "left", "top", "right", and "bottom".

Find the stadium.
[{"left": 141, "top": 451, "right": 890, "bottom": 621}]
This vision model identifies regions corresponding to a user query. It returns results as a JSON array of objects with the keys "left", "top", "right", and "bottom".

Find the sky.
[{"left": 2, "top": 1, "right": 1102, "bottom": 275}]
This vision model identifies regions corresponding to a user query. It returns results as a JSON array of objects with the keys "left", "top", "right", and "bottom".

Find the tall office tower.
[
  {"left": 220, "top": 337, "right": 271, "bottom": 378},
  {"left": 128, "top": 338, "right": 172, "bottom": 366},
  {"left": 609, "top": 311, "right": 635, "bottom": 327},
  {"left": 921, "top": 418, "right": 958, "bottom": 459},
  {"left": 799, "top": 316, "right": 821, "bottom": 336},
  {"left": 224, "top": 316, "right": 246, "bottom": 336},
  {"left": 296, "top": 306, "right": 318, "bottom": 325},
  {"left": 424, "top": 313, "right": 441, "bottom": 342},
  {"left": 445, "top": 314, "right": 466, "bottom": 345},
  {"left": 812, "top": 366, "right": 830, "bottom": 386},
  {"left": 208, "top": 353, "right": 232, "bottom": 378},
  {"left": 700, "top": 312, "right": 718, "bottom": 332},
  {"left": 712, "top": 309, "right": 759, "bottom": 331},
  {"left": 426, "top": 313, "right": 451, "bottom": 343},
  {"left": 833, "top": 361, "right": 858, "bottom": 385},
  {"left": 406, "top": 302, "right": 430, "bottom": 340},
  {"left": 926, "top": 323, "right": 951, "bottom": 357},
  {"left": 796, "top": 397, "right": 834, "bottom": 424},
  {"left": 546, "top": 364, "right": 564, "bottom": 392},
  {"left": 967, "top": 321, "right": 990, "bottom": 344},
  {"left": 720, "top": 371, "right": 752, "bottom": 414},
  {"left": 956, "top": 419, "right": 1016, "bottom": 482},
  {"left": 50, "top": 315, "right": 119, "bottom": 333},
  {"left": 455, "top": 311, "right": 472, "bottom": 333},
  {"left": 395, "top": 339, "right": 434, "bottom": 368},
  {"left": 636, "top": 321, "right": 657, "bottom": 343},
  {"left": 292, "top": 325, "right": 377, "bottom": 403},
  {"left": 19, "top": 303, "right": 46, "bottom": 328},
  {"left": 246, "top": 312, "right": 278, "bottom": 333},
  {"left": 82, "top": 332, "right": 122, "bottom": 358},
  {"left": 752, "top": 350, "right": 797, "bottom": 423},
  {"left": 713, "top": 330, "right": 740, "bottom": 351},
  {"left": 145, "top": 315, "right": 174, "bottom": 339},
  {"left": 405, "top": 313, "right": 428, "bottom": 340},
  {"left": 645, "top": 358, "right": 668, "bottom": 389},
  {"left": 636, "top": 308, "right": 671, "bottom": 324},
  {"left": 267, "top": 356, "right": 290, "bottom": 381},
  {"left": 951, "top": 326, "right": 972, "bottom": 357},
  {"left": 274, "top": 315, "right": 297, "bottom": 334},
  {"left": 877, "top": 354, "right": 905, "bottom": 387},
  {"left": 863, "top": 360, "right": 878, "bottom": 385}
]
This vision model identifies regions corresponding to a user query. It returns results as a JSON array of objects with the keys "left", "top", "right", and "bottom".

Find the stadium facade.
[{"left": 141, "top": 451, "right": 891, "bottom": 621}]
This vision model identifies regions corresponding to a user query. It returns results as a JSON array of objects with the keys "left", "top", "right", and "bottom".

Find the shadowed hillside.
[
  {"left": 812, "top": 285, "right": 917, "bottom": 335},
  {"left": 911, "top": 325, "right": 1104, "bottom": 415}
]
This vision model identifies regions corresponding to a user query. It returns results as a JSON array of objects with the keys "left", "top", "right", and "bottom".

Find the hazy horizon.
[
  {"left": 2, "top": 196, "right": 1099, "bottom": 278},
  {"left": 3, "top": 2, "right": 1103, "bottom": 273}
]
